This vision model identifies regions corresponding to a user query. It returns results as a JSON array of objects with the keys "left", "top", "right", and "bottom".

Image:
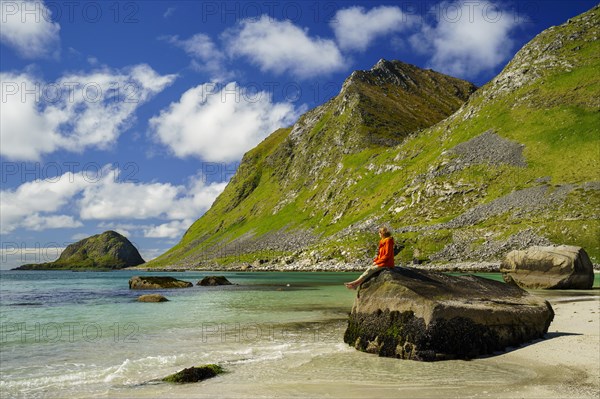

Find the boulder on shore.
[
  {"left": 500, "top": 245, "right": 594, "bottom": 289},
  {"left": 197, "top": 276, "right": 232, "bottom": 286},
  {"left": 162, "top": 364, "right": 224, "bottom": 383},
  {"left": 129, "top": 276, "right": 192, "bottom": 289},
  {"left": 137, "top": 294, "right": 169, "bottom": 302},
  {"left": 344, "top": 267, "right": 554, "bottom": 361}
]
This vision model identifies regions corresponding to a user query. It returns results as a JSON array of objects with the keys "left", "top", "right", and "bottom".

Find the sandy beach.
[
  {"left": 2, "top": 271, "right": 598, "bottom": 398},
  {"left": 480, "top": 293, "right": 600, "bottom": 398}
]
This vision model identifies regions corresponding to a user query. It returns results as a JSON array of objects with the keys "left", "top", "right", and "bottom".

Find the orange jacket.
[{"left": 374, "top": 237, "right": 394, "bottom": 267}]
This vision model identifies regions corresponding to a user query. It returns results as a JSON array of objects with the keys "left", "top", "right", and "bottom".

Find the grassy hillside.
[
  {"left": 16, "top": 230, "right": 145, "bottom": 270},
  {"left": 149, "top": 6, "right": 599, "bottom": 269}
]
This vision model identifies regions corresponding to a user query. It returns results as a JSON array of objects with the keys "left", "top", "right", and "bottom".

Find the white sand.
[{"left": 483, "top": 295, "right": 600, "bottom": 398}]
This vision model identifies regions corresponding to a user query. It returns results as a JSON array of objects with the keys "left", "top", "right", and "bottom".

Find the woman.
[{"left": 345, "top": 226, "right": 394, "bottom": 289}]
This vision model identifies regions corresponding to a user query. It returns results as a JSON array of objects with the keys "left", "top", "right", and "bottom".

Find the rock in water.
[
  {"left": 162, "top": 364, "right": 224, "bottom": 383},
  {"left": 137, "top": 294, "right": 169, "bottom": 302},
  {"left": 14, "top": 230, "right": 145, "bottom": 270},
  {"left": 129, "top": 276, "right": 192, "bottom": 289},
  {"left": 343, "top": 268, "right": 554, "bottom": 361},
  {"left": 197, "top": 276, "right": 232, "bottom": 286},
  {"left": 500, "top": 245, "right": 594, "bottom": 289}
]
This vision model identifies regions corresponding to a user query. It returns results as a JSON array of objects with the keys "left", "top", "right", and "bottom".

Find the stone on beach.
[
  {"left": 197, "top": 276, "right": 232, "bottom": 286},
  {"left": 500, "top": 245, "right": 594, "bottom": 289},
  {"left": 128, "top": 276, "right": 193, "bottom": 289},
  {"left": 344, "top": 267, "right": 554, "bottom": 361},
  {"left": 137, "top": 294, "right": 169, "bottom": 302},
  {"left": 162, "top": 364, "right": 224, "bottom": 383}
]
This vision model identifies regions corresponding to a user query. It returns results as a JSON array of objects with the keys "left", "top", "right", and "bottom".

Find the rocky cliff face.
[
  {"left": 16, "top": 230, "right": 145, "bottom": 270},
  {"left": 150, "top": 6, "right": 599, "bottom": 270}
]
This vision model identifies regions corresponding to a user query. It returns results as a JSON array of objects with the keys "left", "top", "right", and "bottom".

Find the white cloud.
[
  {"left": 143, "top": 219, "right": 193, "bottom": 239},
  {"left": 138, "top": 247, "right": 165, "bottom": 261},
  {"left": 150, "top": 81, "right": 301, "bottom": 162},
  {"left": 164, "top": 33, "right": 230, "bottom": 80},
  {"left": 225, "top": 15, "right": 345, "bottom": 78},
  {"left": 0, "top": 65, "right": 176, "bottom": 161},
  {"left": 0, "top": 171, "right": 89, "bottom": 233},
  {"left": 410, "top": 1, "right": 521, "bottom": 78},
  {"left": 0, "top": 166, "right": 227, "bottom": 236},
  {"left": 79, "top": 167, "right": 227, "bottom": 221},
  {"left": 332, "top": 6, "right": 415, "bottom": 51},
  {"left": 21, "top": 214, "right": 83, "bottom": 231},
  {"left": 71, "top": 232, "right": 90, "bottom": 240},
  {"left": 0, "top": 0, "right": 60, "bottom": 59},
  {"left": 163, "top": 7, "right": 175, "bottom": 18}
]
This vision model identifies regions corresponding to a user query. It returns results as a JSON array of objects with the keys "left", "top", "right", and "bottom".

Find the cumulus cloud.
[
  {"left": 150, "top": 81, "right": 301, "bottom": 162},
  {"left": 410, "top": 1, "right": 522, "bottom": 78},
  {"left": 78, "top": 167, "right": 227, "bottom": 223},
  {"left": 0, "top": 65, "right": 176, "bottom": 161},
  {"left": 331, "top": 6, "right": 415, "bottom": 51},
  {"left": 0, "top": 0, "right": 61, "bottom": 59},
  {"left": 0, "top": 171, "right": 89, "bottom": 233},
  {"left": 164, "top": 33, "right": 231, "bottom": 80},
  {"left": 225, "top": 15, "right": 345, "bottom": 78},
  {"left": 143, "top": 220, "right": 193, "bottom": 239},
  {"left": 0, "top": 166, "right": 227, "bottom": 237}
]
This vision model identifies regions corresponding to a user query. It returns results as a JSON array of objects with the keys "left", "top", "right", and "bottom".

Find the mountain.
[
  {"left": 15, "top": 231, "right": 145, "bottom": 270},
  {"left": 149, "top": 5, "right": 599, "bottom": 269}
]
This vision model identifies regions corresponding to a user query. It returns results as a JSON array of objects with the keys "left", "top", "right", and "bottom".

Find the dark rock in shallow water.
[
  {"left": 197, "top": 276, "right": 232, "bottom": 286},
  {"left": 500, "top": 245, "right": 594, "bottom": 289},
  {"left": 129, "top": 276, "right": 192, "bottom": 289},
  {"left": 137, "top": 294, "right": 169, "bottom": 302},
  {"left": 162, "top": 364, "right": 224, "bottom": 383},
  {"left": 344, "top": 267, "right": 554, "bottom": 361}
]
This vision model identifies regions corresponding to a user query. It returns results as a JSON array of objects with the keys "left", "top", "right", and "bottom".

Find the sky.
[{"left": 0, "top": 0, "right": 597, "bottom": 269}]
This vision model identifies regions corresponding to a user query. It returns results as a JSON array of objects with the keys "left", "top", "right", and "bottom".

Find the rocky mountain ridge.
[{"left": 147, "top": 5, "right": 599, "bottom": 270}]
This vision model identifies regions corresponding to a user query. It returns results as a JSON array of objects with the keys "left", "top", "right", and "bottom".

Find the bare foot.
[{"left": 344, "top": 282, "right": 358, "bottom": 290}]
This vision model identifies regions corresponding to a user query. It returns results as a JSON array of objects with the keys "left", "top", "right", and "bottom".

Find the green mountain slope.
[{"left": 150, "top": 6, "right": 600, "bottom": 269}]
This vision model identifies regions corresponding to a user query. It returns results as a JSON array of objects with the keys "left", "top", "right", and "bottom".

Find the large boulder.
[
  {"left": 197, "top": 276, "right": 232, "bottom": 286},
  {"left": 344, "top": 267, "right": 553, "bottom": 361},
  {"left": 129, "top": 276, "right": 192, "bottom": 289},
  {"left": 500, "top": 245, "right": 594, "bottom": 289}
]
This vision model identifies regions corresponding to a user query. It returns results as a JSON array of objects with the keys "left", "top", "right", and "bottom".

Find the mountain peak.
[{"left": 14, "top": 230, "right": 145, "bottom": 270}]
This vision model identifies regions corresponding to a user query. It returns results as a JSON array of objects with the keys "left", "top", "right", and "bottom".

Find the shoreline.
[
  {"left": 128, "top": 261, "right": 600, "bottom": 274},
  {"left": 479, "top": 294, "right": 600, "bottom": 398}
]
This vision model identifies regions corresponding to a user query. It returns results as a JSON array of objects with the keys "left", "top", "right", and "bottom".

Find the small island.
[{"left": 14, "top": 230, "right": 145, "bottom": 271}]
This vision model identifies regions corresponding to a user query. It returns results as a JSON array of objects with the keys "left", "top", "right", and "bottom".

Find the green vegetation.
[
  {"left": 149, "top": 6, "right": 600, "bottom": 268},
  {"left": 16, "top": 231, "right": 145, "bottom": 270}
]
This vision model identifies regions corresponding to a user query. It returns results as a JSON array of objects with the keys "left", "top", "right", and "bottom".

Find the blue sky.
[{"left": 0, "top": 0, "right": 596, "bottom": 269}]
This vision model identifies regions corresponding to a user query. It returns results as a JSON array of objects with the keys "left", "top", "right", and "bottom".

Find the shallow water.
[{"left": 0, "top": 270, "right": 598, "bottom": 398}]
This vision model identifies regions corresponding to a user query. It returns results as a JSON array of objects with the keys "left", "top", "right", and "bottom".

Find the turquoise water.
[{"left": 1, "top": 270, "right": 598, "bottom": 398}]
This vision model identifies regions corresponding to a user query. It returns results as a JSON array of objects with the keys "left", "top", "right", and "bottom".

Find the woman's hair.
[{"left": 379, "top": 226, "right": 391, "bottom": 238}]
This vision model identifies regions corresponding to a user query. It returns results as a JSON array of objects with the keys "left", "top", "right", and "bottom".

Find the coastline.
[
  {"left": 1, "top": 269, "right": 598, "bottom": 398},
  {"left": 128, "top": 261, "right": 600, "bottom": 273}
]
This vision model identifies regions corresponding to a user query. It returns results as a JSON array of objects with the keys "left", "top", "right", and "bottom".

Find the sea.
[{"left": 1, "top": 270, "right": 598, "bottom": 399}]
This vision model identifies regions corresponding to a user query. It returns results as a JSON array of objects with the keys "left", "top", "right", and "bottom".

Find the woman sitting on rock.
[{"left": 345, "top": 227, "right": 395, "bottom": 289}]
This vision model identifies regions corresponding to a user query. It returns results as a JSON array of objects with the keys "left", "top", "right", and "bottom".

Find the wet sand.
[
  {"left": 117, "top": 293, "right": 599, "bottom": 399},
  {"left": 480, "top": 295, "right": 600, "bottom": 398}
]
